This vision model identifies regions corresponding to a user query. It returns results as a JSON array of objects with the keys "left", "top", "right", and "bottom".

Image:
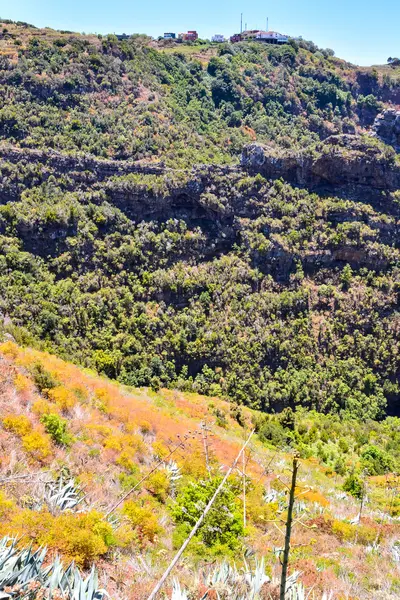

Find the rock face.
[
  {"left": 0, "top": 145, "right": 169, "bottom": 180},
  {"left": 372, "top": 109, "right": 400, "bottom": 151},
  {"left": 241, "top": 135, "right": 400, "bottom": 202},
  {"left": 0, "top": 139, "right": 399, "bottom": 279}
]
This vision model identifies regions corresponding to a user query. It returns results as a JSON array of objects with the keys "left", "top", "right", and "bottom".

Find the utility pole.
[
  {"left": 200, "top": 420, "right": 212, "bottom": 478},
  {"left": 280, "top": 453, "right": 300, "bottom": 600},
  {"left": 243, "top": 446, "right": 247, "bottom": 529}
]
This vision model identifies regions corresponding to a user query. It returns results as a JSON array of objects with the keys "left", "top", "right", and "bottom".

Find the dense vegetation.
[
  {"left": 1, "top": 18, "right": 400, "bottom": 600},
  {"left": 0, "top": 20, "right": 399, "bottom": 166},
  {"left": 0, "top": 159, "right": 399, "bottom": 419},
  {"left": 0, "top": 21, "right": 399, "bottom": 420}
]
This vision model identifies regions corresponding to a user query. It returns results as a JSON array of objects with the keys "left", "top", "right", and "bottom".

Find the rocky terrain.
[{"left": 373, "top": 108, "right": 400, "bottom": 151}]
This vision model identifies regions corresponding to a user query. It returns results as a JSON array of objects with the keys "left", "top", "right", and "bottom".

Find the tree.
[
  {"left": 340, "top": 263, "right": 353, "bottom": 290},
  {"left": 387, "top": 57, "right": 400, "bottom": 67},
  {"left": 172, "top": 476, "right": 243, "bottom": 550},
  {"left": 343, "top": 472, "right": 364, "bottom": 499}
]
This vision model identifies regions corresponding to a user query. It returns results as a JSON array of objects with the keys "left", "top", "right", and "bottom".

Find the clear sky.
[{"left": 2, "top": 0, "right": 399, "bottom": 66}]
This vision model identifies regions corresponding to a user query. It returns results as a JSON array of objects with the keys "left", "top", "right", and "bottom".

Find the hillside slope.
[
  {"left": 2, "top": 340, "right": 400, "bottom": 599},
  {"left": 0, "top": 26, "right": 399, "bottom": 413},
  {"left": 0, "top": 133, "right": 399, "bottom": 417},
  {"left": 2, "top": 17, "right": 400, "bottom": 600},
  {"left": 0, "top": 19, "right": 399, "bottom": 166}
]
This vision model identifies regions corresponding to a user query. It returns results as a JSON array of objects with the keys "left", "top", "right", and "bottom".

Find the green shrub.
[
  {"left": 360, "top": 444, "right": 393, "bottom": 475},
  {"left": 41, "top": 413, "right": 71, "bottom": 446},
  {"left": 171, "top": 477, "right": 243, "bottom": 551},
  {"left": 343, "top": 473, "right": 364, "bottom": 499},
  {"left": 31, "top": 363, "right": 59, "bottom": 392}
]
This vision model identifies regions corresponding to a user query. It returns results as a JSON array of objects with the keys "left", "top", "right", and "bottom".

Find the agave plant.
[
  {"left": 0, "top": 537, "right": 108, "bottom": 599},
  {"left": 43, "top": 478, "right": 84, "bottom": 513},
  {"left": 165, "top": 461, "right": 182, "bottom": 498},
  {"left": 243, "top": 558, "right": 270, "bottom": 596},
  {"left": 171, "top": 579, "right": 188, "bottom": 600},
  {"left": 392, "top": 541, "right": 400, "bottom": 562},
  {"left": 60, "top": 565, "right": 107, "bottom": 600},
  {"left": 195, "top": 559, "right": 271, "bottom": 600},
  {"left": 264, "top": 489, "right": 286, "bottom": 511},
  {"left": 0, "top": 538, "right": 47, "bottom": 590},
  {"left": 286, "top": 579, "right": 305, "bottom": 600},
  {"left": 168, "top": 560, "right": 335, "bottom": 600}
]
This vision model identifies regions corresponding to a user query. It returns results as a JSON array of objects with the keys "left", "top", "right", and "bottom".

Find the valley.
[{"left": 0, "top": 17, "right": 399, "bottom": 600}]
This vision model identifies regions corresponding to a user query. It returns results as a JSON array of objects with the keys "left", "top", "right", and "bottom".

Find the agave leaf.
[
  {"left": 0, "top": 536, "right": 107, "bottom": 599},
  {"left": 85, "top": 565, "right": 98, "bottom": 599}
]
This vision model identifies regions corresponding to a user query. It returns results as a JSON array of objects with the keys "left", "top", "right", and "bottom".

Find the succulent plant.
[
  {"left": 43, "top": 478, "right": 84, "bottom": 513},
  {"left": 0, "top": 537, "right": 108, "bottom": 599},
  {"left": 0, "top": 537, "right": 46, "bottom": 590},
  {"left": 164, "top": 461, "right": 182, "bottom": 498},
  {"left": 171, "top": 579, "right": 188, "bottom": 600},
  {"left": 168, "top": 561, "right": 333, "bottom": 599}
]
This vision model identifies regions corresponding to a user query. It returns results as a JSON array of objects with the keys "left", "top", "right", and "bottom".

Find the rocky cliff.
[
  {"left": 1, "top": 133, "right": 399, "bottom": 204},
  {"left": 1, "top": 135, "right": 399, "bottom": 278},
  {"left": 372, "top": 109, "right": 400, "bottom": 152},
  {"left": 240, "top": 134, "right": 400, "bottom": 203}
]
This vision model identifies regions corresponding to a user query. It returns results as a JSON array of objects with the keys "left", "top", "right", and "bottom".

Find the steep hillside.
[
  {"left": 2, "top": 340, "right": 400, "bottom": 599},
  {"left": 2, "top": 16, "right": 400, "bottom": 600},
  {"left": 0, "top": 24, "right": 399, "bottom": 414},
  {"left": 0, "top": 19, "right": 399, "bottom": 167},
  {"left": 0, "top": 134, "right": 399, "bottom": 417}
]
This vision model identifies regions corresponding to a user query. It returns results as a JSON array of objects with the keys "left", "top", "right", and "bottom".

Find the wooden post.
[
  {"left": 243, "top": 446, "right": 246, "bottom": 529},
  {"left": 280, "top": 453, "right": 300, "bottom": 600},
  {"left": 146, "top": 430, "right": 255, "bottom": 600},
  {"left": 200, "top": 421, "right": 211, "bottom": 478},
  {"left": 359, "top": 483, "right": 366, "bottom": 522}
]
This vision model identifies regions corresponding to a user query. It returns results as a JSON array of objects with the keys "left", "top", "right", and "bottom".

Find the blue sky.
[{"left": 2, "top": 0, "right": 399, "bottom": 66}]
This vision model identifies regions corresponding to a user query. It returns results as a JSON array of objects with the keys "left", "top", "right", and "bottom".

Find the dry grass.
[{"left": 1, "top": 340, "right": 400, "bottom": 598}]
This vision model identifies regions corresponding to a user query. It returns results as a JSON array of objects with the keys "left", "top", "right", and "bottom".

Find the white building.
[
  {"left": 255, "top": 31, "right": 289, "bottom": 44},
  {"left": 212, "top": 34, "right": 225, "bottom": 43}
]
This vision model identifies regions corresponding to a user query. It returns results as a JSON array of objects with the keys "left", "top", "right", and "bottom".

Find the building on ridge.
[
  {"left": 230, "top": 33, "right": 242, "bottom": 43},
  {"left": 241, "top": 30, "right": 289, "bottom": 44},
  {"left": 178, "top": 30, "right": 199, "bottom": 42}
]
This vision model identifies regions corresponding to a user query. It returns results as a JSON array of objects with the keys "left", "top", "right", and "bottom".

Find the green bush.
[
  {"left": 343, "top": 473, "right": 364, "bottom": 499},
  {"left": 31, "top": 363, "right": 59, "bottom": 392},
  {"left": 41, "top": 413, "right": 71, "bottom": 446},
  {"left": 360, "top": 444, "right": 393, "bottom": 475},
  {"left": 171, "top": 477, "right": 243, "bottom": 551}
]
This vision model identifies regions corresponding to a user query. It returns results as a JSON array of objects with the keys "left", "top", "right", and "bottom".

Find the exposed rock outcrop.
[
  {"left": 0, "top": 138, "right": 398, "bottom": 279},
  {"left": 0, "top": 144, "right": 169, "bottom": 180},
  {"left": 1, "top": 135, "right": 399, "bottom": 226},
  {"left": 241, "top": 134, "right": 400, "bottom": 202},
  {"left": 372, "top": 109, "right": 400, "bottom": 152}
]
